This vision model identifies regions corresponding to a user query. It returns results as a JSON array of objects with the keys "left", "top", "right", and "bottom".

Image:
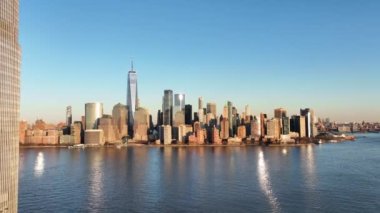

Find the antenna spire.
[{"left": 131, "top": 60, "right": 134, "bottom": 71}]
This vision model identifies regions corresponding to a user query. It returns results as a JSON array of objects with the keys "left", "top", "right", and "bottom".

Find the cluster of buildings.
[
  {"left": 19, "top": 64, "right": 322, "bottom": 146},
  {"left": 317, "top": 119, "right": 380, "bottom": 133}
]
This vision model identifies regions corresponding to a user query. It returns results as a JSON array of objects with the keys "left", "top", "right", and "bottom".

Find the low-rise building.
[{"left": 85, "top": 130, "right": 105, "bottom": 145}]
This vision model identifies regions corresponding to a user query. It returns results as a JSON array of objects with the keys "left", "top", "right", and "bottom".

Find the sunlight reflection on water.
[
  {"left": 257, "top": 150, "right": 281, "bottom": 212},
  {"left": 34, "top": 152, "right": 44, "bottom": 177}
]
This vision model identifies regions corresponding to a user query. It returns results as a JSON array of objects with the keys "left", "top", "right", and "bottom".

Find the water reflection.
[
  {"left": 34, "top": 152, "right": 44, "bottom": 177},
  {"left": 257, "top": 150, "right": 281, "bottom": 212},
  {"left": 88, "top": 151, "right": 104, "bottom": 211},
  {"left": 303, "top": 145, "right": 316, "bottom": 188},
  {"left": 282, "top": 148, "right": 288, "bottom": 155}
]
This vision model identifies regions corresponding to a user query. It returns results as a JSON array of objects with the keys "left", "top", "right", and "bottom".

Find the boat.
[{"left": 68, "top": 144, "right": 85, "bottom": 149}]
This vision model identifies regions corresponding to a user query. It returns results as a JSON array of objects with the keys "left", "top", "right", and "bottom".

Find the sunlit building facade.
[
  {"left": 85, "top": 103, "right": 103, "bottom": 130},
  {"left": 127, "top": 64, "right": 138, "bottom": 132},
  {"left": 174, "top": 93, "right": 185, "bottom": 116},
  {"left": 0, "top": 1, "right": 21, "bottom": 211},
  {"left": 207, "top": 103, "right": 217, "bottom": 118}
]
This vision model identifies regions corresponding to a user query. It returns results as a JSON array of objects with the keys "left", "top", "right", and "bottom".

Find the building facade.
[
  {"left": 0, "top": 1, "right": 21, "bottom": 211},
  {"left": 227, "top": 101, "right": 233, "bottom": 136},
  {"left": 185, "top": 104, "right": 192, "bottom": 125},
  {"left": 85, "top": 103, "right": 103, "bottom": 130},
  {"left": 300, "top": 108, "right": 314, "bottom": 137},
  {"left": 112, "top": 103, "right": 128, "bottom": 138},
  {"left": 174, "top": 93, "right": 185, "bottom": 116},
  {"left": 207, "top": 103, "right": 217, "bottom": 118},
  {"left": 66, "top": 106, "right": 72, "bottom": 126},
  {"left": 163, "top": 90, "right": 173, "bottom": 126},
  {"left": 127, "top": 63, "right": 138, "bottom": 131},
  {"left": 274, "top": 108, "right": 287, "bottom": 119},
  {"left": 133, "top": 108, "right": 149, "bottom": 141}
]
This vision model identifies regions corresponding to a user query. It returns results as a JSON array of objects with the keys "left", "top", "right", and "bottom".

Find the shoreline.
[{"left": 19, "top": 141, "right": 354, "bottom": 149}]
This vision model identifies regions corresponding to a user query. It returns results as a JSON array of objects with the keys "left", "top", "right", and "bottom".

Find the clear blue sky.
[{"left": 20, "top": 0, "right": 380, "bottom": 123}]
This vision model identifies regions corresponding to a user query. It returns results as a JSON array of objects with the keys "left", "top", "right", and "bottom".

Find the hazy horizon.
[{"left": 20, "top": 0, "right": 380, "bottom": 123}]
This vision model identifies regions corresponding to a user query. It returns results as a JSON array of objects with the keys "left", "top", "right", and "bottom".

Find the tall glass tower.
[
  {"left": 0, "top": 0, "right": 21, "bottom": 212},
  {"left": 127, "top": 62, "right": 138, "bottom": 134},
  {"left": 174, "top": 93, "right": 185, "bottom": 115},
  {"left": 163, "top": 90, "right": 173, "bottom": 125}
]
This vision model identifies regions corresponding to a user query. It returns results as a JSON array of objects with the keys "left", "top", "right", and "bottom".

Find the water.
[{"left": 19, "top": 134, "right": 380, "bottom": 212}]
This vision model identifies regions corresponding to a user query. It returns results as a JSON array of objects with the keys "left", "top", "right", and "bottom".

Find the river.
[{"left": 19, "top": 134, "right": 380, "bottom": 212}]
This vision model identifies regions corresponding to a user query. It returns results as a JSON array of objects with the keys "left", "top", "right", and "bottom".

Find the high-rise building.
[
  {"left": 163, "top": 90, "right": 173, "bottom": 125},
  {"left": 163, "top": 125, "right": 172, "bottom": 145},
  {"left": 206, "top": 113, "right": 216, "bottom": 126},
  {"left": 220, "top": 118, "right": 230, "bottom": 140},
  {"left": 198, "top": 108, "right": 205, "bottom": 124},
  {"left": 245, "top": 105, "right": 252, "bottom": 117},
  {"left": 173, "top": 111, "right": 185, "bottom": 127},
  {"left": 81, "top": 116, "right": 86, "bottom": 130},
  {"left": 112, "top": 103, "right": 128, "bottom": 138},
  {"left": 98, "top": 115, "right": 117, "bottom": 142},
  {"left": 127, "top": 62, "right": 138, "bottom": 132},
  {"left": 244, "top": 105, "right": 252, "bottom": 123},
  {"left": 223, "top": 105, "right": 228, "bottom": 118},
  {"left": 174, "top": 93, "right": 185, "bottom": 115},
  {"left": 70, "top": 121, "right": 83, "bottom": 144},
  {"left": 178, "top": 124, "right": 190, "bottom": 143},
  {"left": 274, "top": 108, "right": 287, "bottom": 119},
  {"left": 237, "top": 125, "right": 247, "bottom": 140},
  {"left": 282, "top": 117, "right": 290, "bottom": 135},
  {"left": 232, "top": 107, "right": 238, "bottom": 117},
  {"left": 198, "top": 97, "right": 203, "bottom": 110},
  {"left": 66, "top": 106, "right": 72, "bottom": 126},
  {"left": 0, "top": 1, "right": 20, "bottom": 210},
  {"left": 193, "top": 112, "right": 199, "bottom": 122},
  {"left": 207, "top": 103, "right": 217, "bottom": 118},
  {"left": 251, "top": 116, "right": 261, "bottom": 141},
  {"left": 133, "top": 108, "right": 149, "bottom": 141},
  {"left": 185, "top": 105, "right": 192, "bottom": 125},
  {"left": 227, "top": 101, "right": 233, "bottom": 136},
  {"left": 157, "top": 110, "right": 163, "bottom": 127},
  {"left": 85, "top": 103, "right": 103, "bottom": 130},
  {"left": 300, "top": 108, "right": 314, "bottom": 137},
  {"left": 290, "top": 115, "right": 306, "bottom": 138},
  {"left": 267, "top": 118, "right": 281, "bottom": 140},
  {"left": 260, "top": 113, "right": 267, "bottom": 138}
]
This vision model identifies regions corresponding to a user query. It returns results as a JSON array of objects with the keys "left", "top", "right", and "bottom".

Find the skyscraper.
[
  {"left": 85, "top": 103, "right": 104, "bottom": 130},
  {"left": 245, "top": 105, "right": 252, "bottom": 117},
  {"left": 66, "top": 106, "right": 72, "bottom": 126},
  {"left": 163, "top": 90, "right": 173, "bottom": 125},
  {"left": 260, "top": 113, "right": 267, "bottom": 138},
  {"left": 127, "top": 62, "right": 138, "bottom": 132},
  {"left": 274, "top": 108, "right": 287, "bottom": 119},
  {"left": 207, "top": 103, "right": 217, "bottom": 118},
  {"left": 227, "top": 101, "right": 233, "bottom": 136},
  {"left": 0, "top": 1, "right": 21, "bottom": 211},
  {"left": 245, "top": 105, "right": 252, "bottom": 123},
  {"left": 174, "top": 93, "right": 185, "bottom": 115},
  {"left": 300, "top": 108, "right": 314, "bottom": 137},
  {"left": 185, "top": 105, "right": 192, "bottom": 125},
  {"left": 198, "top": 97, "right": 203, "bottom": 110},
  {"left": 112, "top": 103, "right": 128, "bottom": 137},
  {"left": 198, "top": 97, "right": 204, "bottom": 124}
]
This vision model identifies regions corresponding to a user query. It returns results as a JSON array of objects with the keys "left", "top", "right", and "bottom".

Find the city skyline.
[{"left": 20, "top": 0, "right": 380, "bottom": 123}]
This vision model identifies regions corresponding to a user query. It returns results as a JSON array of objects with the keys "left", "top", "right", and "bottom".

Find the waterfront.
[{"left": 19, "top": 134, "right": 380, "bottom": 212}]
